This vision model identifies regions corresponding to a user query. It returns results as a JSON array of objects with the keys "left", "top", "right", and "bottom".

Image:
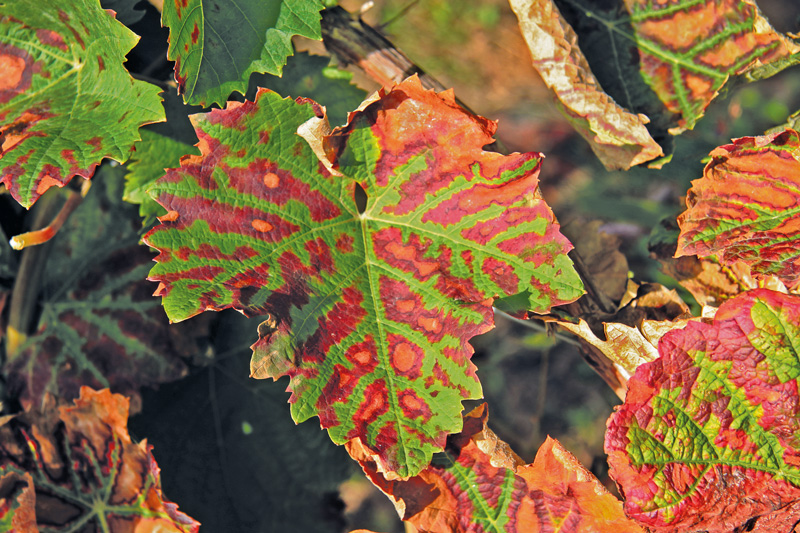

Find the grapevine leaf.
[
  {"left": 129, "top": 312, "right": 352, "bottom": 533},
  {"left": 0, "top": 387, "right": 199, "bottom": 532},
  {"left": 348, "top": 404, "right": 642, "bottom": 532},
  {"left": 246, "top": 51, "right": 367, "bottom": 127},
  {"left": 125, "top": 130, "right": 200, "bottom": 222},
  {"left": 606, "top": 289, "right": 800, "bottom": 532},
  {"left": 509, "top": 0, "right": 664, "bottom": 170},
  {"left": 163, "top": 0, "right": 324, "bottom": 107},
  {"left": 0, "top": 470, "right": 36, "bottom": 532},
  {"left": 519, "top": 0, "right": 800, "bottom": 167},
  {"left": 556, "top": 319, "right": 670, "bottom": 383},
  {"left": 143, "top": 76, "right": 584, "bottom": 477},
  {"left": 0, "top": 0, "right": 164, "bottom": 208},
  {"left": 5, "top": 166, "right": 196, "bottom": 410},
  {"left": 676, "top": 129, "right": 800, "bottom": 288},
  {"left": 543, "top": 281, "right": 692, "bottom": 397},
  {"left": 620, "top": 0, "right": 800, "bottom": 133},
  {"left": 100, "top": 0, "right": 146, "bottom": 26}
]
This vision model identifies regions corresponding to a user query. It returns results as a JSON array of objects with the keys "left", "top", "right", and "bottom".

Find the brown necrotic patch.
[{"left": 0, "top": 44, "right": 35, "bottom": 104}]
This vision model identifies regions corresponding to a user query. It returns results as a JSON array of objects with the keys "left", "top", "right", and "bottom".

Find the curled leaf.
[
  {"left": 509, "top": 0, "right": 663, "bottom": 170},
  {"left": 348, "top": 404, "right": 642, "bottom": 532},
  {"left": 676, "top": 129, "right": 800, "bottom": 288},
  {"left": 0, "top": 387, "right": 199, "bottom": 532}
]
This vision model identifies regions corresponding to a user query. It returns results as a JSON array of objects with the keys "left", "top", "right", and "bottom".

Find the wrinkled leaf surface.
[
  {"left": 144, "top": 77, "right": 583, "bottom": 477},
  {"left": 0, "top": 387, "right": 199, "bottom": 532},
  {"left": 607, "top": 289, "right": 800, "bottom": 532},
  {"left": 677, "top": 129, "right": 800, "bottom": 288},
  {"left": 349, "top": 404, "right": 642, "bottom": 532},
  {"left": 509, "top": 0, "right": 663, "bottom": 170}
]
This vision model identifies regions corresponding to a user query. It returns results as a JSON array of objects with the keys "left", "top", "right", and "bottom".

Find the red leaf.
[
  {"left": 0, "top": 388, "right": 199, "bottom": 532},
  {"left": 349, "top": 404, "right": 642, "bottom": 532},
  {"left": 677, "top": 129, "right": 800, "bottom": 287},
  {"left": 607, "top": 289, "right": 800, "bottom": 531}
]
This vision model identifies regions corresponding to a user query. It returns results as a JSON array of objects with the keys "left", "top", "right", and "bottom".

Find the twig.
[
  {"left": 321, "top": 7, "right": 461, "bottom": 104},
  {"left": 493, "top": 308, "right": 581, "bottom": 347},
  {"left": 378, "top": 0, "right": 421, "bottom": 30}
]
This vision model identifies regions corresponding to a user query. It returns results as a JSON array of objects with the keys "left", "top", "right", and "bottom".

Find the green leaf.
[
  {"left": 676, "top": 129, "right": 800, "bottom": 287},
  {"left": 606, "top": 289, "right": 800, "bottom": 532},
  {"left": 0, "top": 0, "right": 164, "bottom": 208},
  {"left": 143, "top": 77, "right": 583, "bottom": 477},
  {"left": 246, "top": 51, "right": 366, "bottom": 127},
  {"left": 163, "top": 0, "right": 324, "bottom": 107}
]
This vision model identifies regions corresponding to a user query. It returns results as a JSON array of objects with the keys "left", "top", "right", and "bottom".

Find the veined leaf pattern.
[
  {"left": 348, "top": 404, "right": 642, "bottom": 532},
  {"left": 0, "top": 0, "right": 164, "bottom": 207},
  {"left": 676, "top": 129, "right": 800, "bottom": 288},
  {"left": 144, "top": 77, "right": 583, "bottom": 477},
  {"left": 607, "top": 289, "right": 800, "bottom": 532},
  {"left": 163, "top": 0, "right": 324, "bottom": 106},
  {"left": 0, "top": 387, "right": 199, "bottom": 532}
]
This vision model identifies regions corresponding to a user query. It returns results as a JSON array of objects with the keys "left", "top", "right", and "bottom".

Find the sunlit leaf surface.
[
  {"left": 349, "top": 404, "right": 642, "bottom": 532},
  {"left": 144, "top": 77, "right": 583, "bottom": 477},
  {"left": 607, "top": 289, "right": 800, "bottom": 532},
  {"left": 677, "top": 129, "right": 800, "bottom": 288},
  {"left": 0, "top": 0, "right": 164, "bottom": 207}
]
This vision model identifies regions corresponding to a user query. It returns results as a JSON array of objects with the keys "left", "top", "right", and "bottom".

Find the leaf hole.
[{"left": 354, "top": 183, "right": 367, "bottom": 214}]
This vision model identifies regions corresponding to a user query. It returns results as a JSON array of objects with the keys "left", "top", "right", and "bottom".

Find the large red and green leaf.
[
  {"left": 163, "top": 0, "right": 324, "bottom": 107},
  {"left": 0, "top": 387, "right": 199, "bottom": 532},
  {"left": 606, "top": 289, "right": 800, "bottom": 532},
  {"left": 676, "top": 128, "right": 800, "bottom": 288},
  {"left": 348, "top": 404, "right": 641, "bottom": 532},
  {"left": 143, "top": 77, "right": 583, "bottom": 477},
  {"left": 5, "top": 166, "right": 196, "bottom": 411},
  {"left": 0, "top": 0, "right": 164, "bottom": 208}
]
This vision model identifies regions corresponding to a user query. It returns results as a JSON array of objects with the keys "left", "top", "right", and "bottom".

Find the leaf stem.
[
  {"left": 5, "top": 189, "right": 66, "bottom": 359},
  {"left": 9, "top": 188, "right": 84, "bottom": 250}
]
